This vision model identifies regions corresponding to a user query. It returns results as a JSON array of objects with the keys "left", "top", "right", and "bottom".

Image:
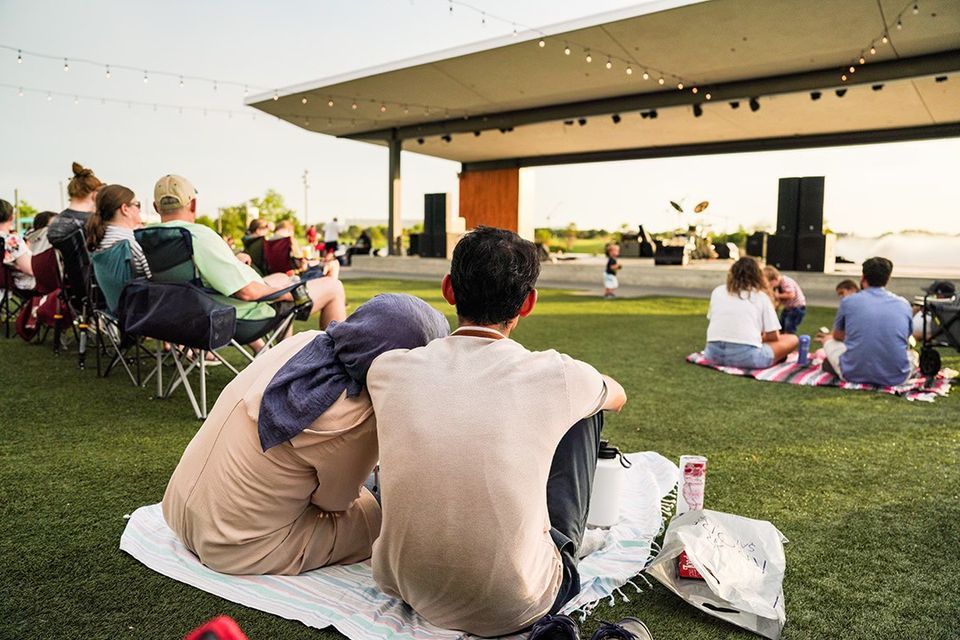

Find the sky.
[{"left": 2, "top": 0, "right": 959, "bottom": 236}]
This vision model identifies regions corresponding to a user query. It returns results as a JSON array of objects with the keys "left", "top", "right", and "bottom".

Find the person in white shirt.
[
  {"left": 705, "top": 257, "right": 798, "bottom": 368},
  {"left": 323, "top": 217, "right": 342, "bottom": 255},
  {"left": 366, "top": 227, "right": 633, "bottom": 639}
]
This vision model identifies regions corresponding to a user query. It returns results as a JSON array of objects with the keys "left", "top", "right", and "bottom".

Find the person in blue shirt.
[{"left": 817, "top": 257, "right": 914, "bottom": 387}]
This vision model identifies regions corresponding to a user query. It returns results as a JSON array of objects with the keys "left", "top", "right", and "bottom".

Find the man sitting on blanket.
[
  {"left": 366, "top": 227, "right": 638, "bottom": 639},
  {"left": 818, "top": 256, "right": 914, "bottom": 386}
]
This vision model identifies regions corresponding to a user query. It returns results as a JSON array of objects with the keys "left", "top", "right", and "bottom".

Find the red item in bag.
[
  {"left": 678, "top": 550, "right": 704, "bottom": 579},
  {"left": 185, "top": 616, "right": 249, "bottom": 640}
]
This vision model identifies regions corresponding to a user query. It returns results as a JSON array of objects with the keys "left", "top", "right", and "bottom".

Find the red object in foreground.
[
  {"left": 185, "top": 616, "right": 250, "bottom": 640},
  {"left": 678, "top": 550, "right": 704, "bottom": 579}
]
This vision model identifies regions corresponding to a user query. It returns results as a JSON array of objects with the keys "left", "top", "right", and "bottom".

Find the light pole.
[{"left": 302, "top": 169, "right": 310, "bottom": 227}]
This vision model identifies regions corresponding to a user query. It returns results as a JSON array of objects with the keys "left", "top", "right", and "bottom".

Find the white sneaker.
[{"left": 578, "top": 527, "right": 610, "bottom": 559}]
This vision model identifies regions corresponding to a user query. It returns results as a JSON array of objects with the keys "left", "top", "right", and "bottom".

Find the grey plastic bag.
[{"left": 646, "top": 509, "right": 788, "bottom": 639}]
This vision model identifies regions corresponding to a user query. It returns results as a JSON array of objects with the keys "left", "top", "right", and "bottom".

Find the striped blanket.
[
  {"left": 687, "top": 351, "right": 954, "bottom": 402},
  {"left": 120, "top": 452, "right": 678, "bottom": 640}
]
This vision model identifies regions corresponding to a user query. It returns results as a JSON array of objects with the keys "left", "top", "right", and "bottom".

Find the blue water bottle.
[{"left": 798, "top": 334, "right": 811, "bottom": 365}]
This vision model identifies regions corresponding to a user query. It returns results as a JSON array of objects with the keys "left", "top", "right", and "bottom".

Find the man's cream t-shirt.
[{"left": 366, "top": 333, "right": 606, "bottom": 637}]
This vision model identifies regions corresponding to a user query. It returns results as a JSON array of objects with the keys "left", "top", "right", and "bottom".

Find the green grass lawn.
[{"left": 1, "top": 279, "right": 958, "bottom": 640}]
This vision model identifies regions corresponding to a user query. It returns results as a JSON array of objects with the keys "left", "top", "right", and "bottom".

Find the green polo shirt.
[{"left": 159, "top": 220, "right": 275, "bottom": 321}]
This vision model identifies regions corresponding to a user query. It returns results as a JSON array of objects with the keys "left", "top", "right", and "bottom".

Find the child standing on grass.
[
  {"left": 763, "top": 265, "right": 807, "bottom": 334},
  {"left": 604, "top": 244, "right": 622, "bottom": 298}
]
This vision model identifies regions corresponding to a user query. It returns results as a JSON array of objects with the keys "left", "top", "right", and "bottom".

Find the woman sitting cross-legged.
[
  {"left": 705, "top": 256, "right": 798, "bottom": 368},
  {"left": 162, "top": 294, "right": 449, "bottom": 575}
]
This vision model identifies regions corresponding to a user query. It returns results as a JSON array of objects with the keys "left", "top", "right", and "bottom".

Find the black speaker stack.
[
  {"left": 746, "top": 232, "right": 768, "bottom": 260},
  {"left": 410, "top": 193, "right": 448, "bottom": 258},
  {"left": 765, "top": 177, "right": 834, "bottom": 272}
]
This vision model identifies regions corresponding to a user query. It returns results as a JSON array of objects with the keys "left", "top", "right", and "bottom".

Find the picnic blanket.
[
  {"left": 120, "top": 451, "right": 678, "bottom": 640},
  {"left": 687, "top": 350, "right": 954, "bottom": 402}
]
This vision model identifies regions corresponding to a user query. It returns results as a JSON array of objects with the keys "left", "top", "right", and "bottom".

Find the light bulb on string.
[
  {"left": 677, "top": 82, "right": 684, "bottom": 90},
  {"left": 896, "top": 19, "right": 903, "bottom": 30},
  {"left": 481, "top": 12, "right": 485, "bottom": 25},
  {"left": 563, "top": 44, "right": 571, "bottom": 55},
  {"left": 143, "top": 70, "right": 149, "bottom": 83},
  {"left": 859, "top": 56, "right": 866, "bottom": 64},
  {"left": 691, "top": 86, "right": 698, "bottom": 94},
  {"left": 605, "top": 58, "right": 613, "bottom": 69},
  {"left": 642, "top": 70, "right": 649, "bottom": 80},
  {"left": 841, "top": 74, "right": 848, "bottom": 81},
  {"left": 273, "top": 90, "right": 279, "bottom": 101},
  {"left": 213, "top": 81, "right": 218, "bottom": 91},
  {"left": 913, "top": 3, "right": 919, "bottom": 15},
  {"left": 658, "top": 77, "right": 665, "bottom": 85},
  {"left": 179, "top": 76, "right": 184, "bottom": 87},
  {"left": 849, "top": 66, "right": 856, "bottom": 73},
  {"left": 17, "top": 87, "right": 23, "bottom": 97},
  {"left": 403, "top": 105, "right": 409, "bottom": 114},
  {"left": 379, "top": 103, "right": 387, "bottom": 113},
  {"left": 46, "top": 92, "right": 52, "bottom": 101},
  {"left": 327, "top": 98, "right": 334, "bottom": 107},
  {"left": 17, "top": 49, "right": 22, "bottom": 63},
  {"left": 585, "top": 52, "right": 592, "bottom": 63},
  {"left": 881, "top": 34, "right": 888, "bottom": 44},
  {"left": 63, "top": 58, "right": 69, "bottom": 72},
  {"left": 538, "top": 39, "right": 545, "bottom": 48},
  {"left": 105, "top": 65, "right": 111, "bottom": 79},
  {"left": 705, "top": 92, "right": 712, "bottom": 100},
  {"left": 626, "top": 66, "right": 633, "bottom": 75},
  {"left": 73, "top": 95, "right": 78, "bottom": 104},
  {"left": 352, "top": 101, "right": 358, "bottom": 110},
  {"left": 301, "top": 97, "right": 308, "bottom": 104},
  {"left": 870, "top": 46, "right": 877, "bottom": 55},
  {"left": 512, "top": 24, "right": 518, "bottom": 37}
]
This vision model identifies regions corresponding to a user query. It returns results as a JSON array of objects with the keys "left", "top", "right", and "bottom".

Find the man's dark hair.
[
  {"left": 449, "top": 226, "right": 540, "bottom": 326},
  {"left": 862, "top": 256, "right": 893, "bottom": 287},
  {"left": 33, "top": 211, "right": 56, "bottom": 231}
]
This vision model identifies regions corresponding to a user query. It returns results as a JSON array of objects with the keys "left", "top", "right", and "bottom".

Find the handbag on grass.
[{"left": 646, "top": 509, "right": 788, "bottom": 640}]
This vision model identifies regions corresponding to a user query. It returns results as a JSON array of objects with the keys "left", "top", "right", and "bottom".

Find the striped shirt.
[
  {"left": 98, "top": 225, "right": 152, "bottom": 278},
  {"left": 779, "top": 274, "right": 806, "bottom": 309}
]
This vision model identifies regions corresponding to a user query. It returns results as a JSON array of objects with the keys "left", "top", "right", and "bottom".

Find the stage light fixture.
[
  {"left": 417, "top": 138, "right": 424, "bottom": 144},
  {"left": 441, "top": 134, "right": 452, "bottom": 143},
  {"left": 872, "top": 84, "right": 884, "bottom": 91},
  {"left": 577, "top": 118, "right": 587, "bottom": 126},
  {"left": 729, "top": 101, "right": 740, "bottom": 109},
  {"left": 749, "top": 97, "right": 760, "bottom": 112},
  {"left": 611, "top": 114, "right": 621, "bottom": 124},
  {"left": 835, "top": 88, "right": 847, "bottom": 97},
  {"left": 935, "top": 75, "right": 948, "bottom": 83},
  {"left": 810, "top": 91, "right": 822, "bottom": 100},
  {"left": 692, "top": 104, "right": 703, "bottom": 118}
]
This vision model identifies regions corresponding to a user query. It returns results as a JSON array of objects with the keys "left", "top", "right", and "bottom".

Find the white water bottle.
[{"left": 587, "top": 442, "right": 631, "bottom": 529}]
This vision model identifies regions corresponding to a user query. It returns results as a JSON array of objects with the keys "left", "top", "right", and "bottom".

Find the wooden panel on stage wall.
[{"left": 458, "top": 167, "right": 520, "bottom": 232}]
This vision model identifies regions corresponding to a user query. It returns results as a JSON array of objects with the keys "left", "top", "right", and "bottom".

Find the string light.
[
  {"left": 705, "top": 92, "right": 712, "bottom": 100},
  {"left": 63, "top": 58, "right": 69, "bottom": 72},
  {"left": 677, "top": 82, "right": 684, "bottom": 90},
  {"left": 870, "top": 46, "right": 877, "bottom": 55},
  {"left": 105, "top": 65, "right": 111, "bottom": 79},
  {"left": 849, "top": 66, "right": 856, "bottom": 73},
  {"left": 605, "top": 58, "right": 613, "bottom": 69},
  {"left": 881, "top": 34, "right": 888, "bottom": 44},
  {"left": 538, "top": 39, "right": 545, "bottom": 48},
  {"left": 585, "top": 52, "right": 592, "bottom": 63},
  {"left": 179, "top": 76, "right": 184, "bottom": 87},
  {"left": 691, "top": 86, "right": 698, "bottom": 94},
  {"left": 841, "top": 74, "right": 848, "bottom": 81},
  {"left": 896, "top": 19, "right": 903, "bottom": 30},
  {"left": 642, "top": 71, "right": 649, "bottom": 80},
  {"left": 327, "top": 98, "right": 334, "bottom": 107},
  {"left": 625, "top": 66, "right": 633, "bottom": 75},
  {"left": 46, "top": 92, "right": 52, "bottom": 101},
  {"left": 143, "top": 70, "right": 148, "bottom": 83},
  {"left": 658, "top": 77, "right": 665, "bottom": 85},
  {"left": 563, "top": 44, "right": 571, "bottom": 55},
  {"left": 17, "top": 49, "right": 22, "bottom": 63},
  {"left": 912, "top": 3, "right": 919, "bottom": 15},
  {"left": 273, "top": 90, "right": 279, "bottom": 101},
  {"left": 859, "top": 56, "right": 866, "bottom": 64},
  {"left": 17, "top": 87, "right": 23, "bottom": 96},
  {"left": 73, "top": 95, "right": 78, "bottom": 104},
  {"left": 213, "top": 80, "right": 218, "bottom": 91},
  {"left": 301, "top": 96, "right": 308, "bottom": 104},
  {"left": 352, "top": 101, "right": 358, "bottom": 110},
  {"left": 512, "top": 24, "right": 518, "bottom": 37},
  {"left": 379, "top": 103, "right": 387, "bottom": 113}
]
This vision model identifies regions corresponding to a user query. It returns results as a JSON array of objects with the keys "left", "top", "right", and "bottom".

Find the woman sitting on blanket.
[
  {"left": 162, "top": 294, "right": 449, "bottom": 575},
  {"left": 704, "top": 257, "right": 798, "bottom": 369}
]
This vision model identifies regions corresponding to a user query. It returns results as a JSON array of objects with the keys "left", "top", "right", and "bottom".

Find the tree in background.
[{"left": 564, "top": 222, "right": 578, "bottom": 250}]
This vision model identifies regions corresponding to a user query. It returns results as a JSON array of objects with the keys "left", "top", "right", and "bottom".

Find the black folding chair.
[
  {"left": 49, "top": 227, "right": 94, "bottom": 368},
  {"left": 1, "top": 262, "right": 30, "bottom": 338},
  {"left": 134, "top": 226, "right": 310, "bottom": 418}
]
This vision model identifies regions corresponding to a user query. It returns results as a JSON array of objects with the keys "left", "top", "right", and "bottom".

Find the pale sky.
[{"left": 2, "top": 0, "right": 959, "bottom": 235}]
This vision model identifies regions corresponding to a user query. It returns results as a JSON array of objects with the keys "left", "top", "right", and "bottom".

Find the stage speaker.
[
  {"left": 654, "top": 246, "right": 686, "bottom": 266},
  {"left": 408, "top": 233, "right": 421, "bottom": 256},
  {"left": 797, "top": 177, "right": 825, "bottom": 236},
  {"left": 620, "top": 239, "right": 641, "bottom": 258},
  {"left": 418, "top": 233, "right": 434, "bottom": 258},
  {"left": 746, "top": 232, "right": 768, "bottom": 259},
  {"left": 776, "top": 178, "right": 801, "bottom": 236},
  {"left": 424, "top": 193, "right": 448, "bottom": 236},
  {"left": 637, "top": 225, "right": 657, "bottom": 257},
  {"left": 430, "top": 233, "right": 447, "bottom": 258},
  {"left": 796, "top": 233, "right": 835, "bottom": 272},
  {"left": 766, "top": 235, "right": 796, "bottom": 271},
  {"left": 713, "top": 243, "right": 732, "bottom": 259}
]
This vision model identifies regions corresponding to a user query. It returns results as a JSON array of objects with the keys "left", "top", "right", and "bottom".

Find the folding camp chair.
[
  {"left": 90, "top": 241, "right": 155, "bottom": 386},
  {"left": 134, "top": 226, "right": 310, "bottom": 418},
  {"left": 918, "top": 285, "right": 960, "bottom": 377},
  {"left": 263, "top": 236, "right": 296, "bottom": 274},
  {"left": 241, "top": 235, "right": 266, "bottom": 276},
  {"left": 49, "top": 227, "right": 94, "bottom": 368},
  {"left": 0, "top": 261, "right": 30, "bottom": 338},
  {"left": 31, "top": 247, "right": 76, "bottom": 353}
]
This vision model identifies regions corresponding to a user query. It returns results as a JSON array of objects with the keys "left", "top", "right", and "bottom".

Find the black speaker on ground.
[
  {"left": 767, "top": 235, "right": 796, "bottom": 271},
  {"left": 418, "top": 233, "right": 433, "bottom": 258},
  {"left": 637, "top": 225, "right": 657, "bottom": 257},
  {"left": 429, "top": 233, "right": 447, "bottom": 258},
  {"left": 713, "top": 243, "right": 732, "bottom": 259},
  {"left": 776, "top": 178, "right": 801, "bottom": 236},
  {"left": 408, "top": 233, "right": 421, "bottom": 256},
  {"left": 424, "top": 193, "right": 447, "bottom": 236},
  {"left": 746, "top": 232, "right": 768, "bottom": 259},
  {"left": 654, "top": 246, "right": 686, "bottom": 265},
  {"left": 797, "top": 176, "right": 825, "bottom": 236},
  {"left": 795, "top": 234, "right": 835, "bottom": 272}
]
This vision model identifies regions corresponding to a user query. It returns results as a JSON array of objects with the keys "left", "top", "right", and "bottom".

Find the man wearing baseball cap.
[{"left": 152, "top": 175, "right": 346, "bottom": 331}]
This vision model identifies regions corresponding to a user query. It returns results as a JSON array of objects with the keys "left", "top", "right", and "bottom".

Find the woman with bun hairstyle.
[
  {"left": 86, "top": 184, "right": 151, "bottom": 277},
  {"left": 47, "top": 162, "right": 105, "bottom": 246}
]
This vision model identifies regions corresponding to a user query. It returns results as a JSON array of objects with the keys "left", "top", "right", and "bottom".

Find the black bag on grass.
[{"left": 118, "top": 280, "right": 236, "bottom": 351}]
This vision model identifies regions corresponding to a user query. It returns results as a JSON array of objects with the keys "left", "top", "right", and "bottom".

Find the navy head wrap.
[{"left": 258, "top": 293, "right": 449, "bottom": 450}]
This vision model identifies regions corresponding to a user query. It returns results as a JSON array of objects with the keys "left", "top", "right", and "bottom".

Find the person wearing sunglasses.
[{"left": 86, "top": 184, "right": 151, "bottom": 277}]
